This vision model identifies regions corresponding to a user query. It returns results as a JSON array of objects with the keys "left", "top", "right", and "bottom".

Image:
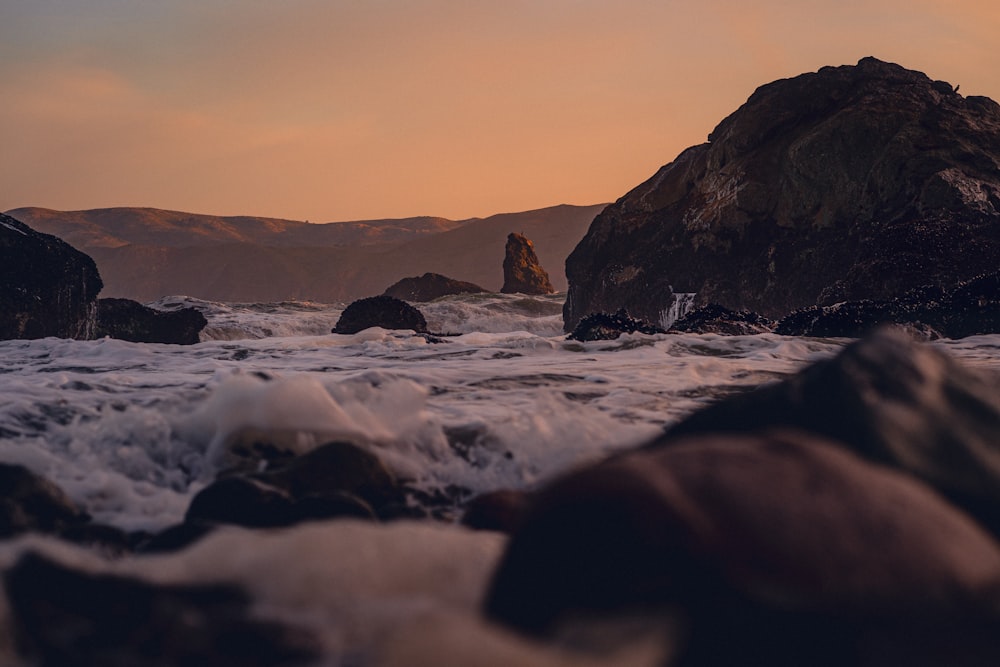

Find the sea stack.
[
  {"left": 0, "top": 212, "right": 103, "bottom": 340},
  {"left": 501, "top": 233, "right": 555, "bottom": 295},
  {"left": 563, "top": 57, "right": 1000, "bottom": 331}
]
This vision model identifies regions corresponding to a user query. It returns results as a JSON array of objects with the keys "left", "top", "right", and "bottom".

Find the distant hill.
[{"left": 6, "top": 204, "right": 606, "bottom": 302}]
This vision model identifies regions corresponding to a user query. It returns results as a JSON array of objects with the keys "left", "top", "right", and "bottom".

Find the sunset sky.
[{"left": 2, "top": 0, "right": 998, "bottom": 222}]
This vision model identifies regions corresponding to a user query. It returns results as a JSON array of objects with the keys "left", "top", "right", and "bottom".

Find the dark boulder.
[
  {"left": 0, "top": 212, "right": 103, "bottom": 340},
  {"left": 486, "top": 431, "right": 1000, "bottom": 666},
  {"left": 333, "top": 295, "right": 428, "bottom": 334},
  {"left": 567, "top": 309, "right": 665, "bottom": 342},
  {"left": 95, "top": 297, "right": 207, "bottom": 344},
  {"left": 501, "top": 233, "right": 555, "bottom": 295},
  {"left": 564, "top": 57, "right": 1000, "bottom": 332},
  {"left": 383, "top": 272, "right": 487, "bottom": 302},
  {"left": 668, "top": 303, "right": 774, "bottom": 335},
  {"left": 658, "top": 328, "right": 1000, "bottom": 534},
  {"left": 4, "top": 552, "right": 319, "bottom": 667}
]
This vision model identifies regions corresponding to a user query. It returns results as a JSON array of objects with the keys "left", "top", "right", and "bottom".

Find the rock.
[
  {"left": 187, "top": 442, "right": 401, "bottom": 528},
  {"left": 461, "top": 490, "right": 531, "bottom": 533},
  {"left": 563, "top": 57, "right": 1000, "bottom": 332},
  {"left": 668, "top": 303, "right": 774, "bottom": 335},
  {"left": 775, "top": 271, "right": 1000, "bottom": 339},
  {"left": 567, "top": 309, "right": 665, "bottom": 341},
  {"left": 658, "top": 328, "right": 1000, "bottom": 534},
  {"left": 0, "top": 212, "right": 102, "bottom": 340},
  {"left": 333, "top": 295, "right": 428, "bottom": 334},
  {"left": 383, "top": 272, "right": 487, "bottom": 302},
  {"left": 94, "top": 297, "right": 207, "bottom": 344},
  {"left": 4, "top": 552, "right": 319, "bottom": 666},
  {"left": 0, "top": 463, "right": 87, "bottom": 539},
  {"left": 486, "top": 431, "right": 1000, "bottom": 666},
  {"left": 501, "top": 233, "right": 555, "bottom": 295}
]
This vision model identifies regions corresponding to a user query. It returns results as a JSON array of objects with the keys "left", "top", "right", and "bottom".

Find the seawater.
[{"left": 3, "top": 293, "right": 1000, "bottom": 665}]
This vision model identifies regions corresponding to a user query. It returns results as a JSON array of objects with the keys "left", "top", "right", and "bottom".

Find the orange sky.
[{"left": 2, "top": 0, "right": 998, "bottom": 222}]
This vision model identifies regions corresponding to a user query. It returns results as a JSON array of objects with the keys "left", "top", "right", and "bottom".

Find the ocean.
[{"left": 3, "top": 292, "right": 1000, "bottom": 665}]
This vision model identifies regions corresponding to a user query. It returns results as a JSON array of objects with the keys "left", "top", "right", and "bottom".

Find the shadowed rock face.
[
  {"left": 383, "top": 272, "right": 487, "bottom": 302},
  {"left": 501, "top": 233, "right": 555, "bottom": 295},
  {"left": 0, "top": 212, "right": 103, "bottom": 340},
  {"left": 563, "top": 57, "right": 1000, "bottom": 332}
]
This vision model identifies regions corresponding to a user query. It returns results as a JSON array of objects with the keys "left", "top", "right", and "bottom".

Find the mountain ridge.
[{"left": 6, "top": 204, "right": 606, "bottom": 302}]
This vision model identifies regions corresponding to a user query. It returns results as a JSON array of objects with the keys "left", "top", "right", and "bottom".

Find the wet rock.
[
  {"left": 0, "top": 212, "right": 103, "bottom": 340},
  {"left": 501, "top": 233, "right": 555, "bottom": 295},
  {"left": 567, "top": 309, "right": 665, "bottom": 342},
  {"left": 4, "top": 551, "right": 319, "bottom": 667},
  {"left": 486, "top": 431, "right": 1000, "bottom": 666},
  {"left": 258, "top": 441, "right": 401, "bottom": 512},
  {"left": 659, "top": 328, "right": 1000, "bottom": 534},
  {"left": 95, "top": 297, "right": 207, "bottom": 344},
  {"left": 333, "top": 295, "right": 428, "bottom": 334},
  {"left": 187, "top": 442, "right": 401, "bottom": 528},
  {"left": 461, "top": 489, "right": 531, "bottom": 533},
  {"left": 0, "top": 463, "right": 88, "bottom": 539},
  {"left": 775, "top": 271, "right": 1000, "bottom": 339},
  {"left": 383, "top": 272, "right": 487, "bottom": 302},
  {"left": 564, "top": 57, "right": 1000, "bottom": 332},
  {"left": 668, "top": 303, "right": 774, "bottom": 335}
]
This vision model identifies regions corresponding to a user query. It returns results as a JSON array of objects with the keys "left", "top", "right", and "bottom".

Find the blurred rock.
[
  {"left": 659, "top": 328, "right": 1000, "bottom": 534},
  {"left": 4, "top": 551, "right": 319, "bottom": 667},
  {"left": 486, "top": 430, "right": 1000, "bottom": 666}
]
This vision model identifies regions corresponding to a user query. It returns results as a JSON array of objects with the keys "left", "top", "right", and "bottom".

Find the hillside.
[{"left": 6, "top": 204, "right": 606, "bottom": 302}]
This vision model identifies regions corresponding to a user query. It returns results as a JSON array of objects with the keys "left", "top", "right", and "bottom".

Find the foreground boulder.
[
  {"left": 333, "top": 295, "right": 428, "bottom": 334},
  {"left": 659, "top": 329, "right": 1000, "bottom": 534},
  {"left": 5, "top": 552, "right": 318, "bottom": 666},
  {"left": 486, "top": 431, "right": 1000, "bottom": 666},
  {"left": 0, "top": 212, "right": 103, "bottom": 340},
  {"left": 776, "top": 271, "right": 1000, "bottom": 339},
  {"left": 501, "top": 233, "right": 554, "bottom": 295},
  {"left": 668, "top": 304, "right": 774, "bottom": 335},
  {"left": 383, "top": 272, "right": 487, "bottom": 302},
  {"left": 95, "top": 298, "right": 207, "bottom": 344},
  {"left": 564, "top": 57, "right": 1000, "bottom": 331}
]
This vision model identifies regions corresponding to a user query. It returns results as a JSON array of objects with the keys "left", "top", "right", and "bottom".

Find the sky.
[{"left": 2, "top": 0, "right": 999, "bottom": 223}]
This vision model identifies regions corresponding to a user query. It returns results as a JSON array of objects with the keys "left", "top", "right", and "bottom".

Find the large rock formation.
[
  {"left": 563, "top": 58, "right": 1000, "bottom": 331},
  {"left": 501, "top": 233, "right": 555, "bottom": 295},
  {"left": 383, "top": 272, "right": 487, "bottom": 302},
  {"left": 0, "top": 212, "right": 103, "bottom": 340}
]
